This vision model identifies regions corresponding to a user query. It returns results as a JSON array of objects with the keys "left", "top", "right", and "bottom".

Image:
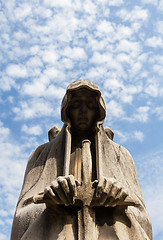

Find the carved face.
[{"left": 68, "top": 89, "right": 98, "bottom": 131}]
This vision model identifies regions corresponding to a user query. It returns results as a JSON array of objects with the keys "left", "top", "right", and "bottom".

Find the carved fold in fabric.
[{"left": 70, "top": 147, "right": 82, "bottom": 183}]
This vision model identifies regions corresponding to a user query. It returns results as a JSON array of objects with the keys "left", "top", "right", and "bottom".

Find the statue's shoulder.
[
  {"left": 113, "top": 140, "right": 132, "bottom": 157},
  {"left": 30, "top": 124, "right": 64, "bottom": 157},
  {"left": 103, "top": 126, "right": 131, "bottom": 155},
  {"left": 30, "top": 141, "right": 51, "bottom": 158},
  {"left": 29, "top": 125, "right": 65, "bottom": 163},
  {"left": 104, "top": 131, "right": 132, "bottom": 160},
  {"left": 25, "top": 142, "right": 50, "bottom": 170}
]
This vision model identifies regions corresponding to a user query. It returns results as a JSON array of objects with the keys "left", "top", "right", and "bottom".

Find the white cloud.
[
  {"left": 24, "top": 56, "right": 43, "bottom": 77},
  {"left": 146, "top": 36, "right": 163, "bottom": 48},
  {"left": 116, "top": 40, "right": 141, "bottom": 57},
  {"left": 96, "top": 20, "right": 115, "bottom": 36},
  {"left": 62, "top": 46, "right": 87, "bottom": 60},
  {"left": 107, "top": 100, "right": 125, "bottom": 118},
  {"left": 41, "top": 50, "right": 58, "bottom": 64},
  {"left": 22, "top": 80, "right": 65, "bottom": 99},
  {"left": 116, "top": 6, "right": 148, "bottom": 22},
  {"left": 116, "top": 25, "right": 133, "bottom": 40},
  {"left": 97, "top": 0, "right": 123, "bottom": 6},
  {"left": 43, "top": 0, "right": 72, "bottom": 8},
  {"left": 2, "top": 0, "right": 16, "bottom": 22},
  {"left": 46, "top": 85, "right": 66, "bottom": 99},
  {"left": 0, "top": 121, "right": 10, "bottom": 140},
  {"left": 95, "top": 21, "right": 134, "bottom": 43},
  {"left": 156, "top": 20, "right": 163, "bottom": 34},
  {"left": 90, "top": 52, "right": 110, "bottom": 64},
  {"left": 0, "top": 76, "right": 16, "bottom": 91},
  {"left": 148, "top": 54, "right": 163, "bottom": 65},
  {"left": 134, "top": 131, "right": 144, "bottom": 142},
  {"left": 13, "top": 99, "right": 55, "bottom": 120},
  {"left": 30, "top": 45, "right": 41, "bottom": 55},
  {"left": 26, "top": 56, "right": 43, "bottom": 68},
  {"left": 108, "top": 0, "right": 124, "bottom": 6},
  {"left": 90, "top": 52, "right": 124, "bottom": 75},
  {"left": 0, "top": 12, "right": 8, "bottom": 32},
  {"left": 131, "top": 22, "right": 142, "bottom": 32},
  {"left": 83, "top": 0, "right": 97, "bottom": 15},
  {"left": 133, "top": 106, "right": 150, "bottom": 122},
  {"left": 103, "top": 78, "right": 125, "bottom": 100},
  {"left": 13, "top": 31, "right": 30, "bottom": 41},
  {"left": 0, "top": 122, "right": 27, "bottom": 196},
  {"left": 116, "top": 53, "right": 131, "bottom": 64},
  {"left": 158, "top": 0, "right": 163, "bottom": 11},
  {"left": 60, "top": 58, "right": 74, "bottom": 69},
  {"left": 141, "top": 0, "right": 158, "bottom": 5},
  {"left": 145, "top": 83, "right": 159, "bottom": 97},
  {"left": 104, "top": 77, "right": 123, "bottom": 91},
  {"left": 43, "top": 68, "right": 61, "bottom": 80},
  {"left": 0, "top": 233, "right": 7, "bottom": 240},
  {"left": 23, "top": 80, "right": 46, "bottom": 97},
  {"left": 22, "top": 124, "right": 43, "bottom": 136},
  {"left": 7, "top": 96, "right": 14, "bottom": 103},
  {"left": 0, "top": 210, "right": 8, "bottom": 218},
  {"left": 115, "top": 130, "right": 144, "bottom": 143},
  {"left": 14, "top": 3, "right": 32, "bottom": 20},
  {"left": 6, "top": 64, "right": 28, "bottom": 78},
  {"left": 129, "top": 61, "right": 142, "bottom": 77},
  {"left": 33, "top": 6, "right": 53, "bottom": 19},
  {"left": 125, "top": 84, "right": 143, "bottom": 95},
  {"left": 153, "top": 107, "right": 163, "bottom": 120},
  {"left": 153, "top": 64, "right": 163, "bottom": 76},
  {"left": 0, "top": 220, "right": 4, "bottom": 226},
  {"left": 87, "top": 37, "right": 108, "bottom": 51},
  {"left": 85, "top": 67, "right": 107, "bottom": 80},
  {"left": 104, "top": 78, "right": 142, "bottom": 104}
]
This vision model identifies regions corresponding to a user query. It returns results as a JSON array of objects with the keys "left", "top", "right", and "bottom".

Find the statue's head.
[
  {"left": 67, "top": 88, "right": 98, "bottom": 131},
  {"left": 61, "top": 80, "right": 106, "bottom": 132}
]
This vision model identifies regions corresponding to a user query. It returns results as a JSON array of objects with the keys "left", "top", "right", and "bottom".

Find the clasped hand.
[
  {"left": 44, "top": 175, "right": 129, "bottom": 208},
  {"left": 91, "top": 177, "right": 129, "bottom": 207},
  {"left": 44, "top": 175, "right": 80, "bottom": 206}
]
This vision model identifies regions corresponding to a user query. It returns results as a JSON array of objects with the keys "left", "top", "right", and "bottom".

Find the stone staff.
[{"left": 74, "top": 139, "right": 97, "bottom": 240}]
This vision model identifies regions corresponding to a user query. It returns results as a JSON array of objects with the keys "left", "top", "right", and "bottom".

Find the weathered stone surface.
[{"left": 11, "top": 80, "right": 152, "bottom": 240}]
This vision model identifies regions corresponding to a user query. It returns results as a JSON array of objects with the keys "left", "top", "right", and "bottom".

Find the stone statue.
[{"left": 11, "top": 80, "right": 152, "bottom": 240}]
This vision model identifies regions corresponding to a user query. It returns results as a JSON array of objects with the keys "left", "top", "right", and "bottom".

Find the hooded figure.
[{"left": 11, "top": 80, "right": 152, "bottom": 240}]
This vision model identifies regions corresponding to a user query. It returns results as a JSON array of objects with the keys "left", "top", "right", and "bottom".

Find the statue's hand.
[
  {"left": 92, "top": 177, "right": 129, "bottom": 207},
  {"left": 44, "top": 175, "right": 80, "bottom": 206}
]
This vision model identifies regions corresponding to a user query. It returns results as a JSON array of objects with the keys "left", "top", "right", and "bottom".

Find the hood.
[{"left": 61, "top": 80, "right": 106, "bottom": 128}]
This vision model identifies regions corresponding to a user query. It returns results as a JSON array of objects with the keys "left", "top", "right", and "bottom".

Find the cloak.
[{"left": 11, "top": 80, "right": 152, "bottom": 240}]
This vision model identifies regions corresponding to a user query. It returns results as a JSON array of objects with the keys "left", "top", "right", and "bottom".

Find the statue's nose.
[{"left": 80, "top": 102, "right": 87, "bottom": 114}]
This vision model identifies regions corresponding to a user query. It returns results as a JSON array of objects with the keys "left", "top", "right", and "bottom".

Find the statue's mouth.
[{"left": 78, "top": 118, "right": 88, "bottom": 123}]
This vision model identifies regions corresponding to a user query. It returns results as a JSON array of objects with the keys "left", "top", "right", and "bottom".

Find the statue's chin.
[{"left": 77, "top": 123, "right": 89, "bottom": 130}]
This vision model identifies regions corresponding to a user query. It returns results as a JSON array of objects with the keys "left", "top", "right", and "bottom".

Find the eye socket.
[
  {"left": 70, "top": 100, "right": 80, "bottom": 109},
  {"left": 87, "top": 101, "right": 95, "bottom": 109}
]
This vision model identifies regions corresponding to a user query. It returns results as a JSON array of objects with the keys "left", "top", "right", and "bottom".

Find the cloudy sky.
[{"left": 0, "top": 0, "right": 163, "bottom": 239}]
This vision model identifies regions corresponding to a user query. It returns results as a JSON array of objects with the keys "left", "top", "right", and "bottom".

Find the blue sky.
[{"left": 0, "top": 0, "right": 163, "bottom": 239}]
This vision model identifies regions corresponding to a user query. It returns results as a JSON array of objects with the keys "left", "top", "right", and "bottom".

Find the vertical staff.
[{"left": 76, "top": 140, "right": 97, "bottom": 240}]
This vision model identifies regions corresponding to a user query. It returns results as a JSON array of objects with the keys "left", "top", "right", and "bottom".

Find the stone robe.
[{"left": 11, "top": 124, "right": 152, "bottom": 240}]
